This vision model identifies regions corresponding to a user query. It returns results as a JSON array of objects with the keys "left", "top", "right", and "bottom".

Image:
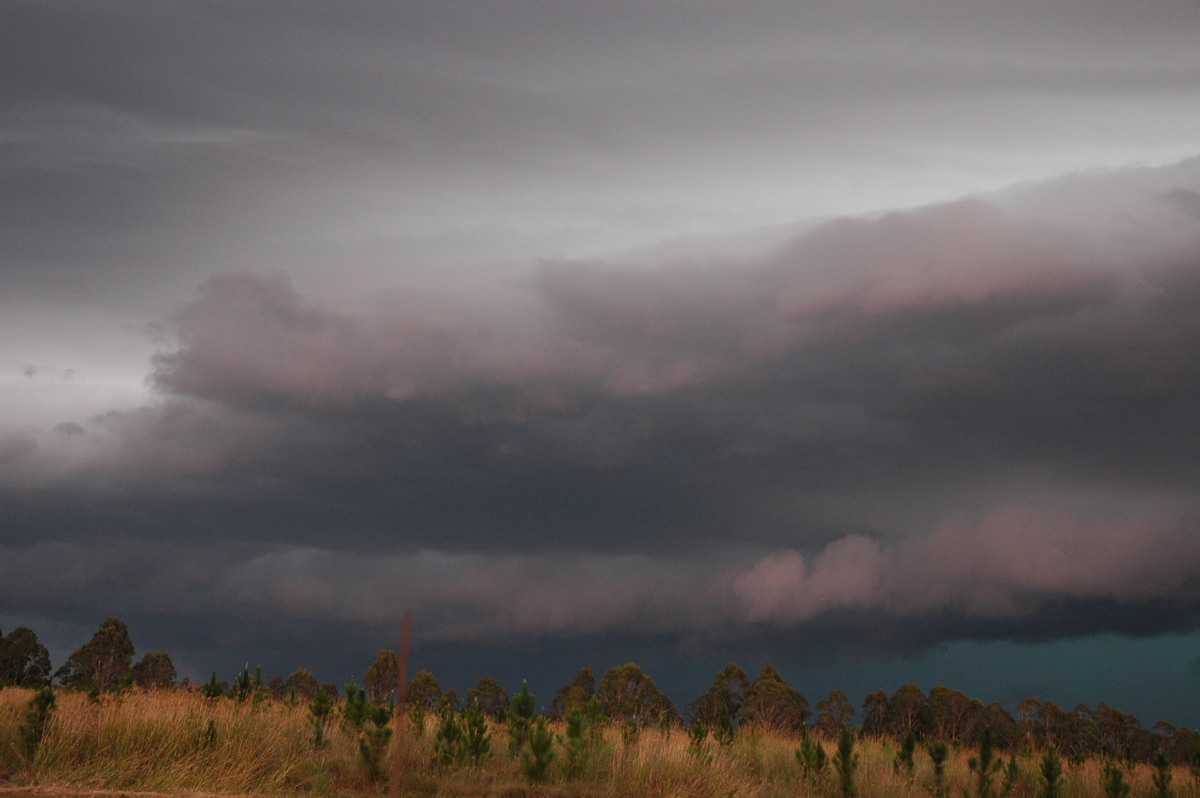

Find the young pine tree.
[
  {"left": 687, "top": 718, "right": 709, "bottom": 749},
  {"left": 1000, "top": 754, "right": 1021, "bottom": 797},
  {"left": 969, "top": 728, "right": 1003, "bottom": 798},
  {"left": 833, "top": 727, "right": 859, "bottom": 798},
  {"left": 894, "top": 733, "right": 917, "bottom": 781},
  {"left": 1152, "top": 750, "right": 1173, "bottom": 798},
  {"left": 928, "top": 741, "right": 950, "bottom": 798},
  {"left": 563, "top": 708, "right": 590, "bottom": 778},
  {"left": 309, "top": 687, "right": 333, "bottom": 748},
  {"left": 1102, "top": 761, "right": 1131, "bottom": 798},
  {"left": 358, "top": 703, "right": 393, "bottom": 783},
  {"left": 1039, "top": 747, "right": 1064, "bottom": 798},
  {"left": 522, "top": 716, "right": 557, "bottom": 782},
  {"left": 432, "top": 706, "right": 466, "bottom": 768},
  {"left": 463, "top": 705, "right": 491, "bottom": 765},
  {"left": 714, "top": 703, "right": 736, "bottom": 746},
  {"left": 508, "top": 680, "right": 536, "bottom": 755},
  {"left": 341, "top": 679, "right": 370, "bottom": 733},
  {"left": 797, "top": 732, "right": 828, "bottom": 784}
]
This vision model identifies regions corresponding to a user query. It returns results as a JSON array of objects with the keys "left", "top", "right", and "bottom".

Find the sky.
[{"left": 3, "top": 0, "right": 1200, "bottom": 726}]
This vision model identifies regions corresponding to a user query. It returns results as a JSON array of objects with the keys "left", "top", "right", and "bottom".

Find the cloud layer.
[{"left": 3, "top": 159, "right": 1200, "bottom": 662}]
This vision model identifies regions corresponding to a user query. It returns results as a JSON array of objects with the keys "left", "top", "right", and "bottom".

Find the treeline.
[{"left": 3, "top": 617, "right": 1196, "bottom": 767}]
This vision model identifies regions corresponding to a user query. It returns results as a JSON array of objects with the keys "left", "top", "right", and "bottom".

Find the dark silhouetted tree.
[
  {"left": 862, "top": 690, "right": 889, "bottom": 737},
  {"left": 929, "top": 685, "right": 977, "bottom": 743},
  {"left": 551, "top": 667, "right": 595, "bottom": 719},
  {"left": 55, "top": 617, "right": 134, "bottom": 692},
  {"left": 815, "top": 689, "right": 855, "bottom": 738},
  {"left": 1095, "top": 702, "right": 1141, "bottom": 759},
  {"left": 886, "top": 684, "right": 930, "bottom": 739},
  {"left": 403, "top": 669, "right": 442, "bottom": 709},
  {"left": 364, "top": 649, "right": 398, "bottom": 706},
  {"left": 983, "top": 701, "right": 1019, "bottom": 750},
  {"left": 597, "top": 662, "right": 677, "bottom": 725},
  {"left": 1, "top": 626, "right": 52, "bottom": 687},
  {"left": 687, "top": 662, "right": 749, "bottom": 727},
  {"left": 284, "top": 668, "right": 320, "bottom": 701},
  {"left": 132, "top": 650, "right": 176, "bottom": 689},
  {"left": 738, "top": 665, "right": 808, "bottom": 732},
  {"left": 467, "top": 675, "right": 510, "bottom": 720}
]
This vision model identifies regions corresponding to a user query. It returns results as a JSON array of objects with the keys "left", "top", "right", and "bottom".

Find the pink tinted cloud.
[
  {"left": 727, "top": 505, "right": 1200, "bottom": 625},
  {"left": 731, "top": 536, "right": 885, "bottom": 622},
  {"left": 152, "top": 269, "right": 727, "bottom": 406},
  {"left": 770, "top": 200, "right": 1116, "bottom": 322},
  {"left": 149, "top": 163, "right": 1200, "bottom": 414}
]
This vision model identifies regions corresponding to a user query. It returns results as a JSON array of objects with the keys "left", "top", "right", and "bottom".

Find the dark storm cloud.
[
  {"left": 5, "top": 159, "right": 1200, "bottom": 657},
  {"left": 6, "top": 0, "right": 1200, "bottom": 308},
  {"left": 5, "top": 2, "right": 1200, "bottom": 695}
]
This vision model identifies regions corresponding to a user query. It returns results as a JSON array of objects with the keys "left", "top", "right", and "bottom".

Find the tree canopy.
[
  {"left": 551, "top": 667, "right": 596, "bottom": 719},
  {"left": 467, "top": 675, "right": 510, "bottom": 719},
  {"left": 364, "top": 649, "right": 398, "bottom": 706},
  {"left": 0, "top": 626, "right": 52, "bottom": 687},
  {"left": 597, "top": 662, "right": 677, "bottom": 725},
  {"left": 403, "top": 669, "right": 443, "bottom": 709},
  {"left": 688, "top": 662, "right": 749, "bottom": 726},
  {"left": 132, "top": 650, "right": 177, "bottom": 689},
  {"left": 738, "top": 665, "right": 809, "bottom": 732},
  {"left": 55, "top": 617, "right": 135, "bottom": 692}
]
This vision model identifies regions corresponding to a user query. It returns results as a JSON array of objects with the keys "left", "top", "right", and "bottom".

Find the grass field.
[{"left": 0, "top": 687, "right": 1193, "bottom": 797}]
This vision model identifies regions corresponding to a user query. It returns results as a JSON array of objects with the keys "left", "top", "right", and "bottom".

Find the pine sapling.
[
  {"left": 229, "top": 666, "right": 254, "bottom": 701},
  {"left": 463, "top": 705, "right": 491, "bottom": 765},
  {"left": 309, "top": 686, "right": 333, "bottom": 748},
  {"left": 522, "top": 716, "right": 557, "bottom": 782},
  {"left": 714, "top": 703, "right": 736, "bottom": 747},
  {"left": 408, "top": 703, "right": 427, "bottom": 739},
  {"left": 621, "top": 718, "right": 640, "bottom": 747},
  {"left": 797, "top": 732, "right": 828, "bottom": 784},
  {"left": 833, "top": 727, "right": 859, "bottom": 798},
  {"left": 894, "top": 733, "right": 917, "bottom": 781},
  {"left": 508, "top": 680, "right": 536, "bottom": 755},
  {"left": 999, "top": 754, "right": 1020, "bottom": 797},
  {"left": 564, "top": 708, "right": 589, "bottom": 778},
  {"left": 1039, "top": 747, "right": 1063, "bottom": 798},
  {"left": 200, "top": 671, "right": 224, "bottom": 699},
  {"left": 341, "top": 680, "right": 369, "bottom": 733},
  {"left": 1152, "top": 749, "right": 1173, "bottom": 798},
  {"left": 969, "top": 728, "right": 1002, "bottom": 798},
  {"left": 358, "top": 703, "right": 393, "bottom": 783},
  {"left": 433, "top": 706, "right": 466, "bottom": 768},
  {"left": 928, "top": 741, "right": 950, "bottom": 798},
  {"left": 1102, "top": 760, "right": 1131, "bottom": 798},
  {"left": 585, "top": 695, "right": 606, "bottom": 745}
]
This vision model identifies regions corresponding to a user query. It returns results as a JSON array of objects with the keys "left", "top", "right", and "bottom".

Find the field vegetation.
[{"left": 2, "top": 619, "right": 1199, "bottom": 797}]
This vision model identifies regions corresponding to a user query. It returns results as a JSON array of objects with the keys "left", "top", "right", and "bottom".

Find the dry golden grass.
[{"left": 2, "top": 687, "right": 1196, "bottom": 797}]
